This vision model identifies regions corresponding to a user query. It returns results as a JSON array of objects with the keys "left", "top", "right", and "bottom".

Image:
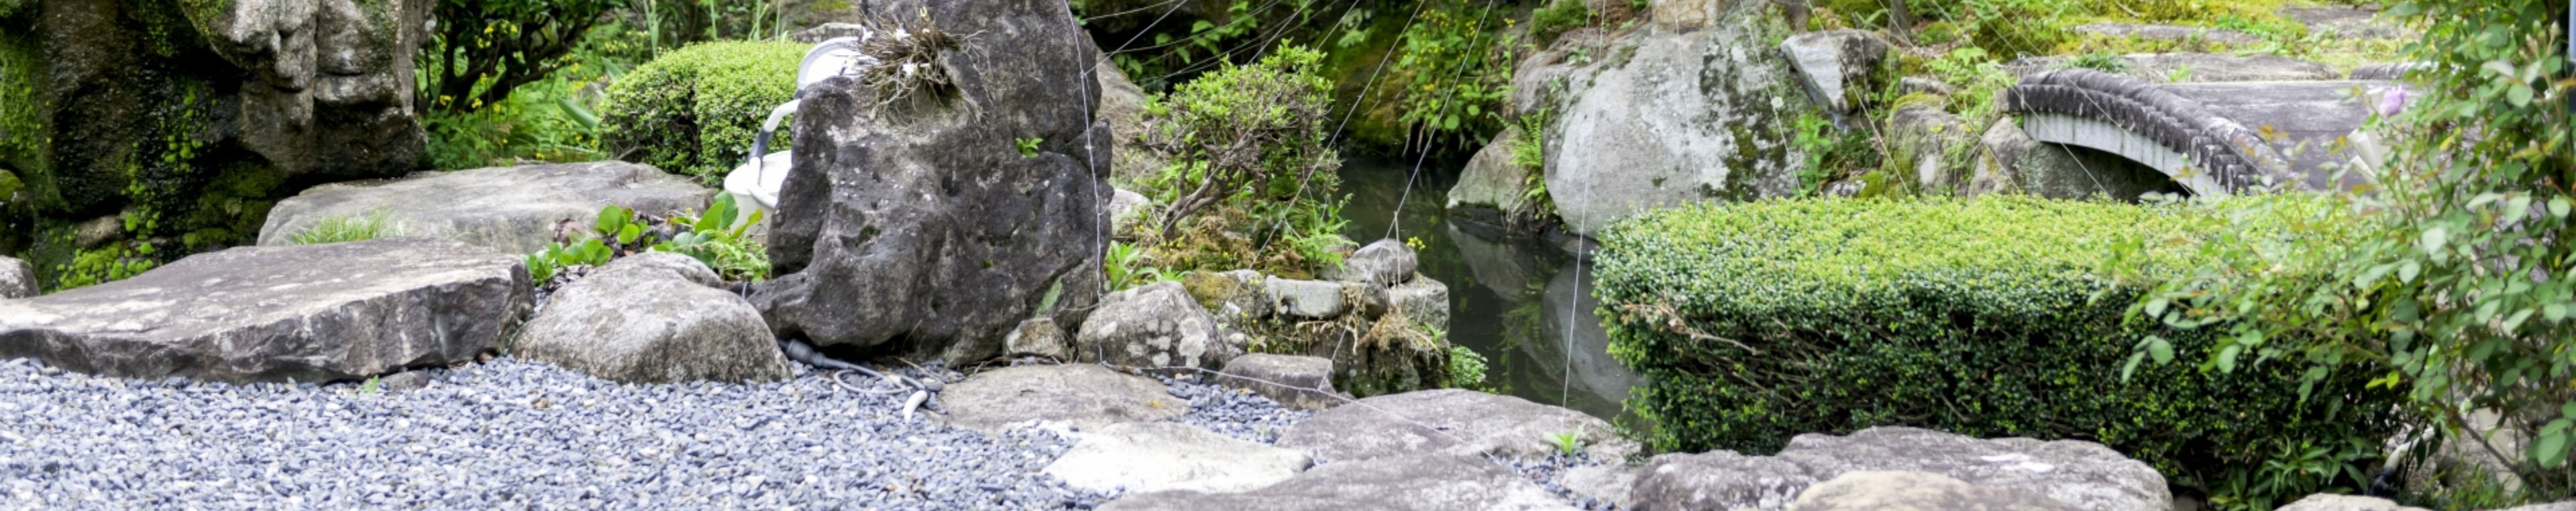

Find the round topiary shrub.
[{"left": 598, "top": 41, "right": 806, "bottom": 183}]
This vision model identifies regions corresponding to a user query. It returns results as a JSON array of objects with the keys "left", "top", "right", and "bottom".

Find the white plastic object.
[{"left": 720, "top": 35, "right": 880, "bottom": 231}]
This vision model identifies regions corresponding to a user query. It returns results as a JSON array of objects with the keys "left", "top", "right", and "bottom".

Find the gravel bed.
[
  {"left": 1509, "top": 454, "right": 1620, "bottom": 510},
  {"left": 1155, "top": 374, "right": 1310, "bottom": 444},
  {"left": 0, "top": 357, "right": 1108, "bottom": 510}
]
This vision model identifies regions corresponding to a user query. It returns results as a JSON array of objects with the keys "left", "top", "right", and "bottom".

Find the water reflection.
[{"left": 1337, "top": 158, "right": 1640, "bottom": 421}]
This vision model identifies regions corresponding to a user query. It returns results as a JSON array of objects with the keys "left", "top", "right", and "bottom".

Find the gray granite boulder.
[
  {"left": 2280, "top": 7, "right": 2409, "bottom": 40},
  {"left": 0, "top": 238, "right": 528, "bottom": 382},
  {"left": 1629, "top": 427, "right": 2169, "bottom": 511},
  {"left": 260, "top": 162, "right": 712, "bottom": 254},
  {"left": 1043, "top": 422, "right": 1312, "bottom": 494},
  {"left": 512, "top": 253, "right": 788, "bottom": 383},
  {"left": 1004, "top": 317, "right": 1071, "bottom": 359},
  {"left": 2275, "top": 494, "right": 2432, "bottom": 511},
  {"left": 1216, "top": 353, "right": 1346, "bottom": 411},
  {"left": 1780, "top": 29, "right": 1891, "bottom": 116},
  {"left": 1890, "top": 105, "right": 1977, "bottom": 192},
  {"left": 1276, "top": 388, "right": 1638, "bottom": 463},
  {"left": 1098, "top": 453, "right": 1576, "bottom": 511},
  {"left": 2004, "top": 54, "right": 2340, "bottom": 83},
  {"left": 1389, "top": 278, "right": 1451, "bottom": 330},
  {"left": 1330, "top": 239, "right": 1418, "bottom": 288},
  {"left": 2070, "top": 23, "right": 2257, "bottom": 44},
  {"left": 751, "top": 0, "right": 1112, "bottom": 367},
  {"left": 1790, "top": 471, "right": 2081, "bottom": 511},
  {"left": 1108, "top": 188, "right": 1155, "bottom": 238},
  {"left": 939, "top": 364, "right": 1183, "bottom": 433},
  {"left": 0, "top": 256, "right": 33, "bottom": 299},
  {"left": 1266, "top": 278, "right": 1359, "bottom": 320},
  {"left": 1182, "top": 270, "right": 1271, "bottom": 325},
  {"left": 1073, "top": 282, "right": 1237, "bottom": 370},
  {"left": 1446, "top": 127, "right": 1536, "bottom": 220}
]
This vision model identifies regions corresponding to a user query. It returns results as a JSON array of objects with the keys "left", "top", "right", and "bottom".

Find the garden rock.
[
  {"left": 1389, "top": 278, "right": 1451, "bottom": 329},
  {"left": 1004, "top": 318, "right": 1071, "bottom": 360},
  {"left": 1780, "top": 30, "right": 1892, "bottom": 117},
  {"left": 1530, "top": 9, "right": 1809, "bottom": 235},
  {"left": 260, "top": 162, "right": 714, "bottom": 254},
  {"left": 2004, "top": 54, "right": 2339, "bottom": 83},
  {"left": 1276, "top": 312, "right": 1452, "bottom": 398},
  {"left": 751, "top": 0, "right": 1112, "bottom": 367},
  {"left": 1560, "top": 464, "right": 1643, "bottom": 508},
  {"left": 1183, "top": 270, "right": 1271, "bottom": 324},
  {"left": 1631, "top": 449, "right": 1819, "bottom": 510},
  {"left": 1098, "top": 453, "right": 1576, "bottom": 511},
  {"left": 1900, "top": 76, "right": 1957, "bottom": 97},
  {"left": 1216, "top": 353, "right": 1345, "bottom": 411},
  {"left": 1328, "top": 239, "right": 1418, "bottom": 288},
  {"left": 512, "top": 253, "right": 789, "bottom": 383},
  {"left": 0, "top": 256, "right": 33, "bottom": 298},
  {"left": 1448, "top": 127, "right": 1534, "bottom": 221},
  {"left": 2275, "top": 494, "right": 2432, "bottom": 511},
  {"left": 376, "top": 371, "right": 433, "bottom": 392},
  {"left": 1073, "top": 282, "right": 1237, "bottom": 370},
  {"left": 2070, "top": 23, "right": 2258, "bottom": 44},
  {"left": 1778, "top": 427, "right": 2168, "bottom": 511},
  {"left": 2281, "top": 7, "right": 2408, "bottom": 39},
  {"left": 1108, "top": 188, "right": 1154, "bottom": 237},
  {"left": 1789, "top": 471, "right": 2081, "bottom": 511},
  {"left": 1097, "top": 54, "right": 1162, "bottom": 184},
  {"left": 0, "top": 238, "right": 527, "bottom": 382},
  {"left": 939, "top": 364, "right": 1185, "bottom": 433},
  {"left": 1890, "top": 105, "right": 1977, "bottom": 191},
  {"left": 1042, "top": 422, "right": 1312, "bottom": 494},
  {"left": 1276, "top": 388, "right": 1638, "bottom": 463},
  {"left": 1265, "top": 278, "right": 1353, "bottom": 320},
  {"left": 1968, "top": 118, "right": 2176, "bottom": 200}
]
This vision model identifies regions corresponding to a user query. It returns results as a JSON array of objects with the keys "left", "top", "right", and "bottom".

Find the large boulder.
[
  {"left": 1, "top": 0, "right": 431, "bottom": 276},
  {"left": 1968, "top": 119, "right": 2180, "bottom": 200},
  {"left": 0, "top": 255, "right": 32, "bottom": 298},
  {"left": 259, "top": 162, "right": 713, "bottom": 254},
  {"left": 1527, "top": 2, "right": 1810, "bottom": 235},
  {"left": 1042, "top": 422, "right": 1313, "bottom": 494},
  {"left": 1388, "top": 278, "right": 1451, "bottom": 331},
  {"left": 0, "top": 238, "right": 527, "bottom": 382},
  {"left": 2275, "top": 494, "right": 2432, "bottom": 511},
  {"left": 1789, "top": 471, "right": 2081, "bottom": 511},
  {"left": 1446, "top": 127, "right": 1536, "bottom": 222},
  {"left": 1098, "top": 453, "right": 1577, "bottom": 511},
  {"left": 512, "top": 253, "right": 789, "bottom": 383},
  {"left": 1276, "top": 388, "right": 1638, "bottom": 463},
  {"left": 1073, "top": 282, "right": 1238, "bottom": 370},
  {"left": 1888, "top": 105, "right": 1977, "bottom": 192},
  {"left": 751, "top": 0, "right": 1112, "bottom": 366},
  {"left": 1779, "top": 30, "right": 1892, "bottom": 117},
  {"left": 1215, "top": 353, "right": 1345, "bottom": 411},
  {"left": 939, "top": 364, "right": 1184, "bottom": 433},
  {"left": 1327, "top": 239, "right": 1418, "bottom": 288},
  {"left": 1629, "top": 427, "right": 2170, "bottom": 511}
]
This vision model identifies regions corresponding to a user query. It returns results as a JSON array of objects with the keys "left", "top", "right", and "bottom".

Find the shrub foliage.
[
  {"left": 596, "top": 41, "right": 804, "bottom": 182},
  {"left": 1595, "top": 196, "right": 2404, "bottom": 502}
]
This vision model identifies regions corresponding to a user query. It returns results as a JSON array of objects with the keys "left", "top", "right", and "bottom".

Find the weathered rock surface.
[
  {"left": 1780, "top": 29, "right": 1891, "bottom": 116},
  {"left": 3, "top": 0, "right": 432, "bottom": 275},
  {"left": 1216, "top": 353, "right": 1345, "bottom": 411},
  {"left": 1183, "top": 270, "right": 1271, "bottom": 324},
  {"left": 1900, "top": 76, "right": 1958, "bottom": 97},
  {"left": 1266, "top": 278, "right": 1361, "bottom": 320},
  {"left": 2071, "top": 23, "right": 2258, "bottom": 44},
  {"left": 1097, "top": 54, "right": 1162, "bottom": 185},
  {"left": 1004, "top": 317, "right": 1071, "bottom": 360},
  {"left": 1074, "top": 282, "right": 1236, "bottom": 370},
  {"left": 2275, "top": 494, "right": 2433, "bottom": 511},
  {"left": 2006, "top": 54, "right": 2340, "bottom": 83},
  {"left": 513, "top": 253, "right": 788, "bottom": 383},
  {"left": 1447, "top": 127, "right": 1535, "bottom": 219},
  {"left": 1790, "top": 471, "right": 2082, "bottom": 511},
  {"left": 1098, "top": 453, "right": 1577, "bottom": 511},
  {"left": 1890, "top": 105, "right": 1977, "bottom": 191},
  {"left": 752, "top": 0, "right": 1112, "bottom": 366},
  {"left": 1042, "top": 421, "right": 1313, "bottom": 494},
  {"left": 1560, "top": 464, "right": 1643, "bottom": 508},
  {"left": 2281, "top": 7, "right": 2409, "bottom": 40},
  {"left": 1389, "top": 278, "right": 1451, "bottom": 330},
  {"left": 939, "top": 364, "right": 1184, "bottom": 433},
  {"left": 1108, "top": 188, "right": 1154, "bottom": 237},
  {"left": 0, "top": 238, "right": 528, "bottom": 382},
  {"left": 0, "top": 256, "right": 33, "bottom": 298},
  {"left": 1277, "top": 388, "right": 1638, "bottom": 463},
  {"left": 1630, "top": 427, "right": 2169, "bottom": 511},
  {"left": 260, "top": 162, "right": 713, "bottom": 254},
  {"left": 1525, "top": 2, "right": 1809, "bottom": 235},
  {"left": 1968, "top": 118, "right": 2179, "bottom": 200},
  {"left": 1330, "top": 239, "right": 1418, "bottom": 288}
]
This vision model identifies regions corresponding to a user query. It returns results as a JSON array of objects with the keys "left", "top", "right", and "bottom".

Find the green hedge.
[
  {"left": 1595, "top": 196, "right": 2402, "bottom": 492},
  {"left": 598, "top": 41, "right": 804, "bottom": 182}
]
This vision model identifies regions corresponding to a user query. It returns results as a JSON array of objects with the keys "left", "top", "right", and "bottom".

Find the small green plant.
[
  {"left": 524, "top": 237, "right": 614, "bottom": 284},
  {"left": 1531, "top": 0, "right": 1593, "bottom": 44},
  {"left": 1104, "top": 240, "right": 1171, "bottom": 291},
  {"left": 288, "top": 211, "right": 404, "bottom": 245},
  {"left": 1015, "top": 136, "right": 1042, "bottom": 158},
  {"left": 655, "top": 192, "right": 770, "bottom": 282},
  {"left": 358, "top": 376, "right": 382, "bottom": 394},
  {"left": 1446, "top": 343, "right": 1489, "bottom": 390},
  {"left": 2061, "top": 51, "right": 2131, "bottom": 74},
  {"left": 1547, "top": 428, "right": 1586, "bottom": 457},
  {"left": 1789, "top": 111, "right": 1839, "bottom": 195}
]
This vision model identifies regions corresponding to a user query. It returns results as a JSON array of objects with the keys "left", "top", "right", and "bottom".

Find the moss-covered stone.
[{"left": 597, "top": 41, "right": 806, "bottom": 183}]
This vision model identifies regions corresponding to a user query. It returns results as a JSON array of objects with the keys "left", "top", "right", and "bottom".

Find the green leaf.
[
  {"left": 618, "top": 224, "right": 642, "bottom": 245},
  {"left": 2398, "top": 260, "right": 2421, "bottom": 282},
  {"left": 2147, "top": 335, "right": 2174, "bottom": 364},
  {"left": 2551, "top": 196, "right": 2571, "bottom": 218},
  {"left": 2506, "top": 84, "right": 2534, "bottom": 107},
  {"left": 2215, "top": 344, "right": 2241, "bottom": 373},
  {"left": 2418, "top": 226, "right": 2447, "bottom": 255},
  {"left": 2123, "top": 351, "right": 2145, "bottom": 380},
  {"left": 2530, "top": 429, "right": 2570, "bottom": 468},
  {"left": 1442, "top": 115, "right": 1460, "bottom": 131},
  {"left": 2563, "top": 402, "right": 2576, "bottom": 420},
  {"left": 2145, "top": 297, "right": 2170, "bottom": 318}
]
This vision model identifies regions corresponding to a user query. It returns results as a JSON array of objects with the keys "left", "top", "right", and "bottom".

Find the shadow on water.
[{"left": 1336, "top": 156, "right": 1643, "bottom": 422}]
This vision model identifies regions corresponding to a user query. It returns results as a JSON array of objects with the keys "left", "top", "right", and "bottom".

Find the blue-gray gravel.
[
  {"left": 0, "top": 357, "right": 1109, "bottom": 510},
  {"left": 1156, "top": 374, "right": 1311, "bottom": 445}
]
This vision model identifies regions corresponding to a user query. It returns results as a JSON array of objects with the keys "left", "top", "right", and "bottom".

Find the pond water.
[{"left": 1334, "top": 157, "right": 1644, "bottom": 423}]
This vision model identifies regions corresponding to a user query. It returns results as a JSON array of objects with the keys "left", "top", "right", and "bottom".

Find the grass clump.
[
  {"left": 288, "top": 211, "right": 404, "bottom": 245},
  {"left": 1594, "top": 196, "right": 2402, "bottom": 507}
]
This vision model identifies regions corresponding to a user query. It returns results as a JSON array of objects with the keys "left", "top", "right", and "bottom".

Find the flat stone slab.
[
  {"left": 939, "top": 364, "right": 1185, "bottom": 433},
  {"left": 1791, "top": 471, "right": 2080, "bottom": 511},
  {"left": 1628, "top": 427, "right": 2169, "bottom": 511},
  {"left": 2072, "top": 23, "right": 2258, "bottom": 44},
  {"left": 0, "top": 238, "right": 530, "bottom": 382},
  {"left": 2278, "top": 494, "right": 2434, "bottom": 511},
  {"left": 258, "top": 162, "right": 711, "bottom": 254},
  {"left": 1216, "top": 353, "right": 1346, "bottom": 411},
  {"left": 1042, "top": 422, "right": 1312, "bottom": 494},
  {"left": 2281, "top": 7, "right": 2408, "bottom": 39},
  {"left": 1275, "top": 388, "right": 1638, "bottom": 463},
  {"left": 1097, "top": 453, "right": 1576, "bottom": 511},
  {"left": 2007, "top": 54, "right": 2340, "bottom": 83}
]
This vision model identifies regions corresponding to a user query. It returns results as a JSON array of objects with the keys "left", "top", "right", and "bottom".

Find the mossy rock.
[{"left": 598, "top": 41, "right": 806, "bottom": 184}]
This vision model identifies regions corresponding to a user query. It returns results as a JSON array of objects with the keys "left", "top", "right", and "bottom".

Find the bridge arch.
[{"left": 1998, "top": 69, "right": 2390, "bottom": 196}]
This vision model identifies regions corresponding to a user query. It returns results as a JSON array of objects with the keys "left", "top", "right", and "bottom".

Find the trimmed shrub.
[
  {"left": 597, "top": 41, "right": 804, "bottom": 182},
  {"left": 1595, "top": 196, "right": 2402, "bottom": 498}
]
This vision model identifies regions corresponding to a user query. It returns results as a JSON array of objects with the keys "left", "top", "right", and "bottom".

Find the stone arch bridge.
[{"left": 1998, "top": 68, "right": 2399, "bottom": 196}]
